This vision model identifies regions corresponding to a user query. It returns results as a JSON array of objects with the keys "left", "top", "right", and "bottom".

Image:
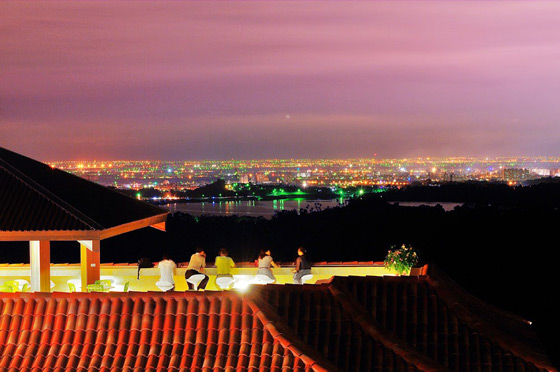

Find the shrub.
[{"left": 384, "top": 244, "right": 418, "bottom": 275}]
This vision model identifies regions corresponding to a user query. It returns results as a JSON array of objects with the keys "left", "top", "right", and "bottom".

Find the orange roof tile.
[
  {"left": 0, "top": 291, "right": 329, "bottom": 372},
  {"left": 0, "top": 272, "right": 555, "bottom": 372},
  {"left": 247, "top": 271, "right": 555, "bottom": 371}
]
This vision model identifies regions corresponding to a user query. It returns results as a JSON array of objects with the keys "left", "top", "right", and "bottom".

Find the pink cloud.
[{"left": 1, "top": 1, "right": 560, "bottom": 159}]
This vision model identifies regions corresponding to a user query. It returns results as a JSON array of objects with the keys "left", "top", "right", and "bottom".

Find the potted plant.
[{"left": 384, "top": 244, "right": 419, "bottom": 276}]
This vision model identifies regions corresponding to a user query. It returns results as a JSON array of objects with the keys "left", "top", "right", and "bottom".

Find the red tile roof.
[
  {"left": 0, "top": 291, "right": 330, "bottom": 372},
  {"left": 0, "top": 271, "right": 555, "bottom": 372},
  {"left": 250, "top": 271, "right": 555, "bottom": 371}
]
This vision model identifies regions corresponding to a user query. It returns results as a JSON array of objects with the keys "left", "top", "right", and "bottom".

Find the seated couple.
[{"left": 158, "top": 248, "right": 235, "bottom": 291}]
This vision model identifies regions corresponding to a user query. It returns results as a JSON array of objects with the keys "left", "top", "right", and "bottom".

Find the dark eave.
[{"left": 0, "top": 146, "right": 168, "bottom": 240}]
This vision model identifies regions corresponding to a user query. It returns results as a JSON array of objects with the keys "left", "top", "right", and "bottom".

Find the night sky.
[{"left": 2, "top": 1, "right": 560, "bottom": 161}]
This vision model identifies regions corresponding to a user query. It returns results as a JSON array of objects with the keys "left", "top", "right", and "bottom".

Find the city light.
[{"left": 47, "top": 156, "right": 560, "bottom": 194}]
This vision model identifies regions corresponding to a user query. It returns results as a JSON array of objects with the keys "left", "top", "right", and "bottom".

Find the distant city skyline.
[
  {"left": 2, "top": 2, "right": 560, "bottom": 161},
  {"left": 48, "top": 155, "right": 560, "bottom": 162},
  {"left": 51, "top": 156, "right": 560, "bottom": 192}
]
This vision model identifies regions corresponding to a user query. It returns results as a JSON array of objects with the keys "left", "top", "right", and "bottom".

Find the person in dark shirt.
[{"left": 293, "top": 246, "right": 311, "bottom": 284}]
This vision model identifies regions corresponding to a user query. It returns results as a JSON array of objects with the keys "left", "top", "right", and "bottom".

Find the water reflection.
[{"left": 165, "top": 199, "right": 345, "bottom": 218}]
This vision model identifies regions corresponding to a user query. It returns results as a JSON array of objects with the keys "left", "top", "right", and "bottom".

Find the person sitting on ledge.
[
  {"left": 185, "top": 247, "right": 209, "bottom": 290},
  {"left": 158, "top": 254, "right": 177, "bottom": 290},
  {"left": 293, "top": 246, "right": 312, "bottom": 284},
  {"left": 215, "top": 248, "right": 235, "bottom": 278},
  {"left": 257, "top": 249, "right": 279, "bottom": 283},
  {"left": 215, "top": 248, "right": 236, "bottom": 289}
]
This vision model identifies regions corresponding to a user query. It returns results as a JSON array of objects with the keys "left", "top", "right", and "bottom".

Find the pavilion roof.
[{"left": 0, "top": 147, "right": 167, "bottom": 240}]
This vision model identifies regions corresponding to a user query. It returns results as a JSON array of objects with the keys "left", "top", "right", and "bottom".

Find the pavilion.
[{"left": 0, "top": 146, "right": 168, "bottom": 291}]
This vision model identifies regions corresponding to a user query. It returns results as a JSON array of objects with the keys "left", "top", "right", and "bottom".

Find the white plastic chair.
[
  {"left": 301, "top": 274, "right": 314, "bottom": 284},
  {"left": 186, "top": 274, "right": 206, "bottom": 290},
  {"left": 255, "top": 274, "right": 275, "bottom": 284},
  {"left": 216, "top": 276, "right": 234, "bottom": 290},
  {"left": 15, "top": 279, "right": 30, "bottom": 291},
  {"left": 156, "top": 280, "right": 174, "bottom": 292}
]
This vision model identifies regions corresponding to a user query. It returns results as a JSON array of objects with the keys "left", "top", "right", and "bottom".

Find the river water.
[
  {"left": 164, "top": 199, "right": 347, "bottom": 218},
  {"left": 163, "top": 199, "right": 463, "bottom": 218}
]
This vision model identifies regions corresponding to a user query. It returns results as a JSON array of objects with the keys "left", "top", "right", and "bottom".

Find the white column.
[{"left": 29, "top": 240, "right": 51, "bottom": 292}]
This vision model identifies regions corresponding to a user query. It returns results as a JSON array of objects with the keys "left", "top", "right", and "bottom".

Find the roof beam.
[
  {"left": 98, "top": 213, "right": 168, "bottom": 240},
  {"left": 0, "top": 213, "right": 168, "bottom": 242},
  {"left": 150, "top": 221, "right": 166, "bottom": 232}
]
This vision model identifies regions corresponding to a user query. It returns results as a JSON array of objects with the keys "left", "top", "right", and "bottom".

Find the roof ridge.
[
  {"left": 245, "top": 289, "right": 340, "bottom": 372},
  {"left": 427, "top": 264, "right": 530, "bottom": 324},
  {"left": 328, "top": 277, "right": 449, "bottom": 372},
  {"left": 425, "top": 267, "right": 556, "bottom": 371},
  {"left": 0, "top": 155, "right": 102, "bottom": 231}
]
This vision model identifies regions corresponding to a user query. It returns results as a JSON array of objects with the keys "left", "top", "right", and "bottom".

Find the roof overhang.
[{"left": 0, "top": 212, "right": 168, "bottom": 242}]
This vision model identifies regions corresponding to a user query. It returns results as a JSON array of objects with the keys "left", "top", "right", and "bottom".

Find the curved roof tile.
[{"left": 0, "top": 273, "right": 555, "bottom": 371}]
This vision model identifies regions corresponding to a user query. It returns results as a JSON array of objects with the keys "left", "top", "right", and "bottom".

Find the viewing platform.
[{"left": 0, "top": 261, "right": 428, "bottom": 292}]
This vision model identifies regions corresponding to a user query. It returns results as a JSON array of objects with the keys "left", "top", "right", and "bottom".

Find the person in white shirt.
[
  {"left": 185, "top": 247, "right": 209, "bottom": 290},
  {"left": 158, "top": 254, "right": 177, "bottom": 290}
]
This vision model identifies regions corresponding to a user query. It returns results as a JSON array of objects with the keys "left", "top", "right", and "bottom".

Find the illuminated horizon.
[
  {"left": 2, "top": 2, "right": 560, "bottom": 161},
  {"left": 47, "top": 155, "right": 560, "bottom": 163}
]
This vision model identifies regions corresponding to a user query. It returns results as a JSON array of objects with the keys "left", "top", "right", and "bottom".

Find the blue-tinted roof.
[{"left": 0, "top": 147, "right": 167, "bottom": 233}]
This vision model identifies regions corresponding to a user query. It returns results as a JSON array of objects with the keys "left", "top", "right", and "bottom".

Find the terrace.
[
  {"left": 0, "top": 146, "right": 422, "bottom": 293},
  {"left": 0, "top": 261, "right": 428, "bottom": 293}
]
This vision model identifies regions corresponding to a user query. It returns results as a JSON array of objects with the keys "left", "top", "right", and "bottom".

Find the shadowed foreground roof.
[
  {"left": 0, "top": 147, "right": 166, "bottom": 236},
  {"left": 0, "top": 271, "right": 555, "bottom": 372}
]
